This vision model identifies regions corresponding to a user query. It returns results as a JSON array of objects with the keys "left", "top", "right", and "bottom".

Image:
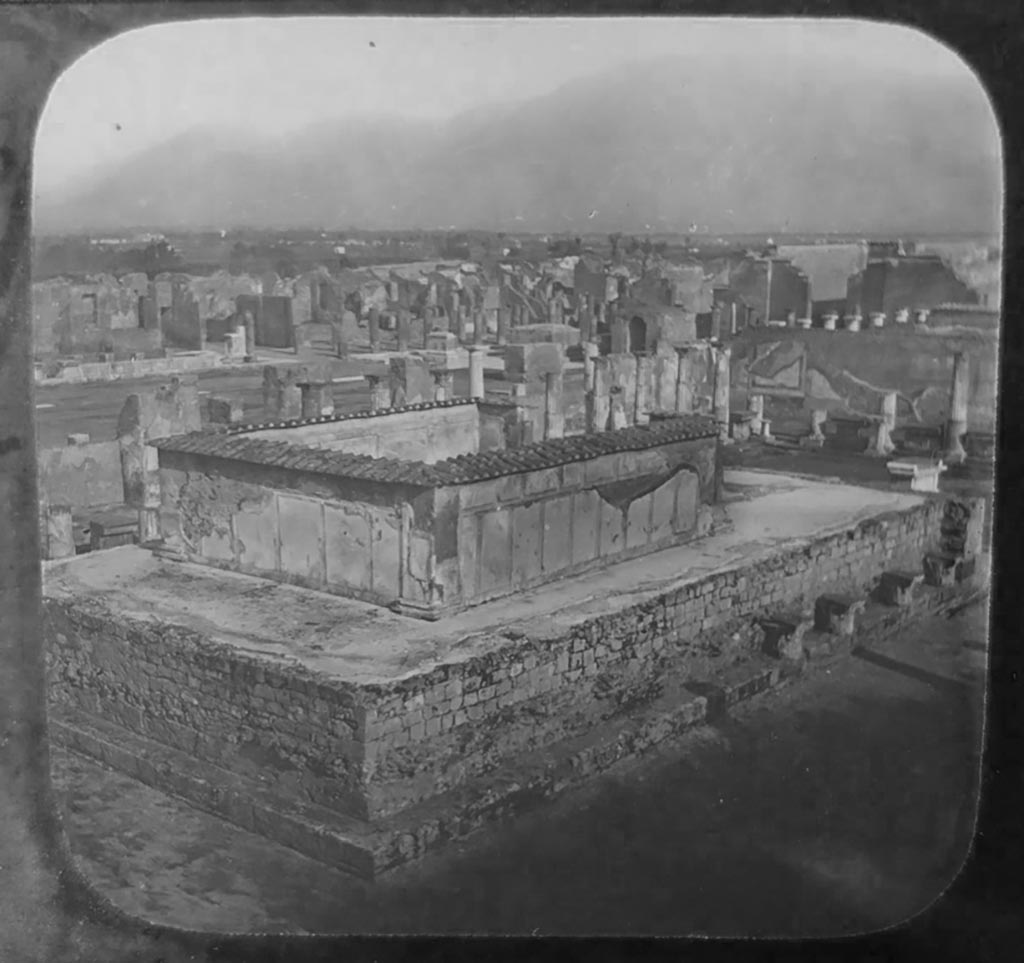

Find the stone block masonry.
[{"left": 44, "top": 487, "right": 983, "bottom": 877}]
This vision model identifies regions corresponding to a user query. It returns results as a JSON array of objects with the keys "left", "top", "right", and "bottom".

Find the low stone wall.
[
  {"left": 46, "top": 493, "right": 980, "bottom": 841},
  {"left": 36, "top": 350, "right": 224, "bottom": 386},
  {"left": 247, "top": 404, "right": 481, "bottom": 463}
]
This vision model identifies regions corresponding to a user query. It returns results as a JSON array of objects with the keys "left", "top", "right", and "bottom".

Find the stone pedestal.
[
  {"left": 366, "top": 375, "right": 391, "bottom": 412},
  {"left": 205, "top": 395, "right": 243, "bottom": 425},
  {"left": 822, "top": 313, "right": 838, "bottom": 331},
  {"left": 870, "top": 312, "right": 886, "bottom": 328},
  {"left": 224, "top": 328, "right": 246, "bottom": 361},
  {"left": 300, "top": 382, "right": 335, "bottom": 419},
  {"left": 758, "top": 615, "right": 811, "bottom": 661},
  {"left": 40, "top": 503, "right": 76, "bottom": 560},
  {"left": 878, "top": 571, "right": 923, "bottom": 607},
  {"left": 814, "top": 594, "right": 865, "bottom": 637},
  {"left": 263, "top": 366, "right": 303, "bottom": 421},
  {"left": 894, "top": 308, "right": 910, "bottom": 325},
  {"left": 433, "top": 371, "right": 454, "bottom": 403}
]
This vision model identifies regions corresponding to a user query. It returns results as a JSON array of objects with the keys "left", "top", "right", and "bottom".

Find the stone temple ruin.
[{"left": 43, "top": 320, "right": 987, "bottom": 881}]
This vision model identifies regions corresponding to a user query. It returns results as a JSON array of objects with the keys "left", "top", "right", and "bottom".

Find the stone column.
[
  {"left": 367, "top": 306, "right": 381, "bottom": 351},
  {"left": 946, "top": 352, "right": 970, "bottom": 465},
  {"left": 674, "top": 347, "right": 694, "bottom": 414},
  {"left": 747, "top": 393, "right": 765, "bottom": 435},
  {"left": 868, "top": 391, "right": 897, "bottom": 457},
  {"left": 366, "top": 375, "right": 390, "bottom": 411},
  {"left": 244, "top": 311, "right": 257, "bottom": 361},
  {"left": 583, "top": 341, "right": 600, "bottom": 392},
  {"left": 496, "top": 307, "right": 510, "bottom": 346},
  {"left": 396, "top": 310, "right": 412, "bottom": 353},
  {"left": 712, "top": 345, "right": 731, "bottom": 439},
  {"left": 730, "top": 302, "right": 738, "bottom": 336},
  {"left": 468, "top": 344, "right": 486, "bottom": 400}
]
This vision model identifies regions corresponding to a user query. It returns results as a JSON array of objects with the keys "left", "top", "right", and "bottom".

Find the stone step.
[{"left": 50, "top": 706, "right": 381, "bottom": 880}]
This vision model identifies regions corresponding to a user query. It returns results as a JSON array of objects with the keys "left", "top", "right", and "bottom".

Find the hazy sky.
[{"left": 36, "top": 17, "right": 975, "bottom": 196}]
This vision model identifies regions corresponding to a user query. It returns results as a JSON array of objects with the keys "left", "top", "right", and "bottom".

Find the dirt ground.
[{"left": 48, "top": 600, "right": 987, "bottom": 938}]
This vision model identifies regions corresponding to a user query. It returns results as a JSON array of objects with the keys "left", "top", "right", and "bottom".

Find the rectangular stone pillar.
[
  {"left": 39, "top": 503, "right": 76, "bottom": 560},
  {"left": 543, "top": 371, "right": 565, "bottom": 440},
  {"left": 583, "top": 341, "right": 600, "bottom": 393},
  {"left": 610, "top": 316, "right": 629, "bottom": 355},
  {"left": 301, "top": 382, "right": 335, "bottom": 419},
  {"left": 368, "top": 307, "right": 381, "bottom": 352},
  {"left": 496, "top": 307, "right": 509, "bottom": 346},
  {"left": 674, "top": 348, "right": 694, "bottom": 415},
  {"left": 365, "top": 375, "right": 391, "bottom": 411},
  {"left": 946, "top": 352, "right": 970, "bottom": 464},
  {"left": 468, "top": 345, "right": 486, "bottom": 400},
  {"left": 396, "top": 310, "right": 412, "bottom": 352},
  {"left": 712, "top": 345, "right": 731, "bottom": 439},
  {"left": 262, "top": 366, "right": 303, "bottom": 421}
]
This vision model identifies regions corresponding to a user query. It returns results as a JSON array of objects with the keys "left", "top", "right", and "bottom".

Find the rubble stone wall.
[
  {"left": 361, "top": 496, "right": 957, "bottom": 816},
  {"left": 44, "top": 601, "right": 372, "bottom": 817},
  {"left": 45, "top": 494, "right": 976, "bottom": 825}
]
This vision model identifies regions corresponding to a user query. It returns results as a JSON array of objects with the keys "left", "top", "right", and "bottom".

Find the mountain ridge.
[{"left": 35, "top": 54, "right": 1002, "bottom": 235}]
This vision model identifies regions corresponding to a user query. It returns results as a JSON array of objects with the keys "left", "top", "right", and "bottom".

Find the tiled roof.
[
  {"left": 435, "top": 416, "right": 719, "bottom": 484},
  {"left": 221, "top": 398, "right": 479, "bottom": 436},
  {"left": 153, "top": 415, "right": 719, "bottom": 488}
]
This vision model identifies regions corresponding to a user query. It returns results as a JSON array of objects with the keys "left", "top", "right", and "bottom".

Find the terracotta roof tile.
[{"left": 155, "top": 412, "right": 718, "bottom": 488}]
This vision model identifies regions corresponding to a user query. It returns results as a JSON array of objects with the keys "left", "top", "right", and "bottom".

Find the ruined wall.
[
  {"left": 731, "top": 327, "right": 998, "bottom": 432},
  {"left": 357, "top": 495, "right": 957, "bottom": 818},
  {"left": 236, "top": 294, "right": 295, "bottom": 349},
  {"left": 45, "top": 600, "right": 373, "bottom": 818},
  {"left": 436, "top": 436, "right": 718, "bottom": 612},
  {"left": 246, "top": 406, "right": 480, "bottom": 463},
  {"left": 32, "top": 276, "right": 162, "bottom": 359},
  {"left": 37, "top": 442, "right": 125, "bottom": 509},
  {"left": 156, "top": 455, "right": 428, "bottom": 608}
]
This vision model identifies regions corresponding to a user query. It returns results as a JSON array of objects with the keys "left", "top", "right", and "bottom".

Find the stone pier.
[
  {"left": 468, "top": 345, "right": 486, "bottom": 400},
  {"left": 946, "top": 352, "right": 970, "bottom": 465},
  {"left": 262, "top": 366, "right": 303, "bottom": 422}
]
